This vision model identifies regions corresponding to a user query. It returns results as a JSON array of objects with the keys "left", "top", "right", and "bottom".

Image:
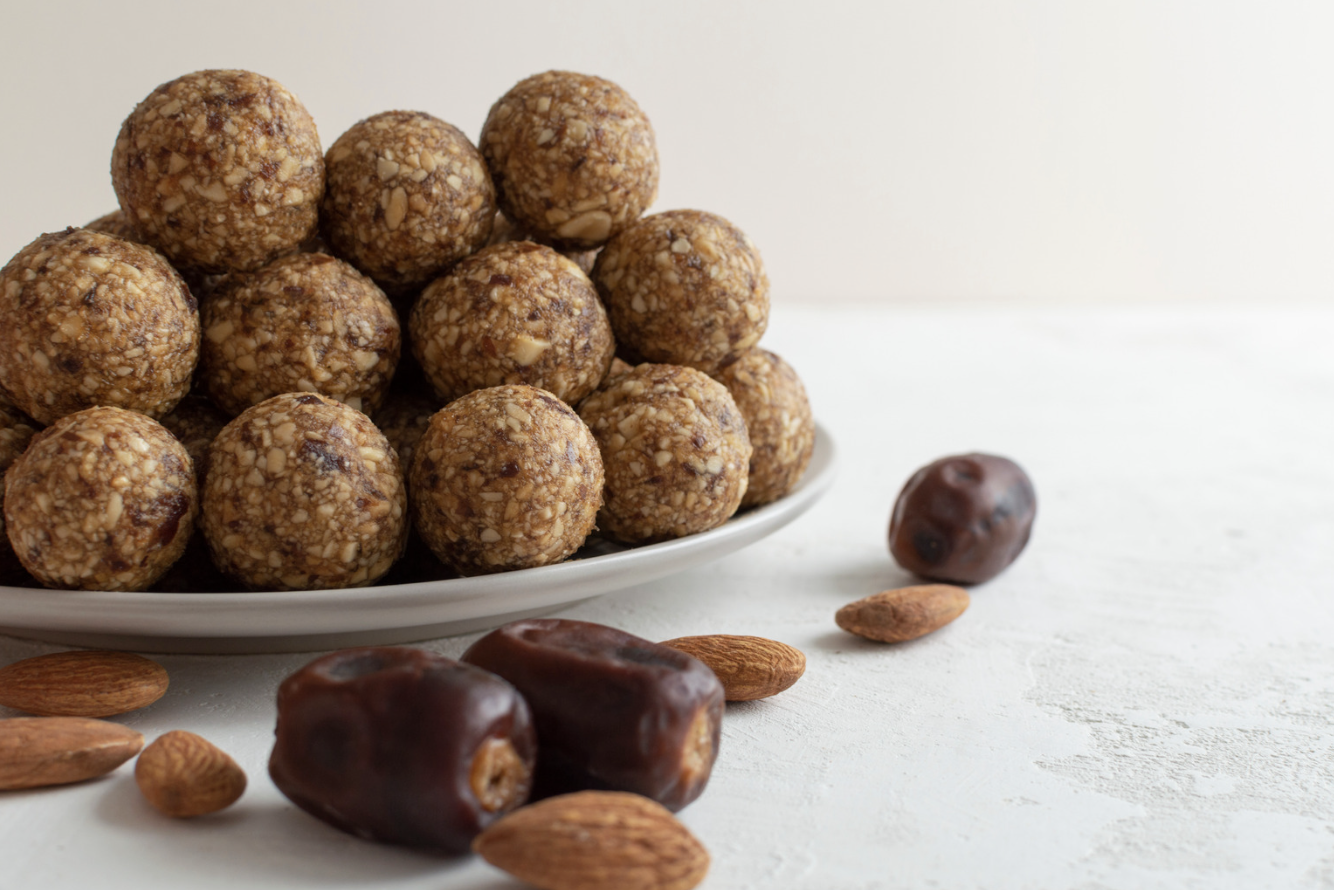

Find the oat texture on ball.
[
  {"left": 111, "top": 69, "right": 324, "bottom": 275},
  {"left": 481, "top": 71, "right": 659, "bottom": 250},
  {"left": 594, "top": 210, "right": 769, "bottom": 373},
  {"left": 487, "top": 211, "right": 599, "bottom": 275},
  {"left": 202, "top": 393, "right": 407, "bottom": 590},
  {"left": 410, "top": 242, "right": 614, "bottom": 406},
  {"left": 201, "top": 253, "right": 400, "bottom": 416},
  {"left": 4, "top": 407, "right": 198, "bottom": 591},
  {"left": 578, "top": 364, "right": 751, "bottom": 544},
  {"left": 0, "top": 228, "right": 200, "bottom": 425},
  {"left": 410, "top": 384, "right": 603, "bottom": 576},
  {"left": 322, "top": 111, "right": 495, "bottom": 294},
  {"left": 714, "top": 349, "right": 815, "bottom": 507},
  {"left": 85, "top": 210, "right": 141, "bottom": 243}
]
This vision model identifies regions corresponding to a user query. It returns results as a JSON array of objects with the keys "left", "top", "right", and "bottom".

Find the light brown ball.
[
  {"left": 578, "top": 364, "right": 751, "bottom": 543},
  {"left": 410, "top": 242, "right": 614, "bottom": 406},
  {"left": 593, "top": 210, "right": 769, "bottom": 373},
  {"left": 713, "top": 349, "right": 815, "bottom": 507},
  {"left": 201, "top": 393, "right": 407, "bottom": 590},
  {"left": 480, "top": 71, "right": 658, "bottom": 250},
  {"left": 410, "top": 384, "right": 603, "bottom": 575},
  {"left": 111, "top": 69, "right": 324, "bottom": 275},
  {"left": 5, "top": 407, "right": 197, "bottom": 590},
  {"left": 322, "top": 111, "right": 495, "bottom": 294},
  {"left": 201, "top": 253, "right": 400, "bottom": 416},
  {"left": 0, "top": 228, "right": 199, "bottom": 425}
]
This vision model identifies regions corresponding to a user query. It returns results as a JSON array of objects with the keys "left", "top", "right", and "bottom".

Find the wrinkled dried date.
[
  {"left": 889, "top": 453, "right": 1036, "bottom": 585},
  {"left": 462, "top": 619, "right": 724, "bottom": 812},
  {"left": 268, "top": 647, "right": 535, "bottom": 853}
]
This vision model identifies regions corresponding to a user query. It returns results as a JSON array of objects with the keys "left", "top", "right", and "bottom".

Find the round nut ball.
[
  {"left": 85, "top": 209, "right": 141, "bottom": 242},
  {"left": 714, "top": 349, "right": 815, "bottom": 507},
  {"left": 322, "top": 111, "right": 496, "bottom": 294},
  {"left": 889, "top": 453, "right": 1037, "bottom": 585},
  {"left": 410, "top": 384, "right": 603, "bottom": 576},
  {"left": 487, "top": 211, "right": 598, "bottom": 275},
  {"left": 202, "top": 393, "right": 408, "bottom": 590},
  {"left": 578, "top": 364, "right": 751, "bottom": 544},
  {"left": 0, "top": 228, "right": 200, "bottom": 425},
  {"left": 410, "top": 242, "right": 614, "bottom": 406},
  {"left": 4, "top": 407, "right": 198, "bottom": 590},
  {"left": 201, "top": 252, "right": 400, "bottom": 417},
  {"left": 593, "top": 210, "right": 769, "bottom": 373},
  {"left": 158, "top": 393, "right": 230, "bottom": 487},
  {"left": 111, "top": 69, "right": 324, "bottom": 275},
  {"left": 373, "top": 389, "right": 440, "bottom": 472},
  {"left": 480, "top": 71, "right": 659, "bottom": 250}
]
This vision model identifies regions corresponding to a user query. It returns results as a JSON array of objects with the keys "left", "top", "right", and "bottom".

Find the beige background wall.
[{"left": 2, "top": 0, "right": 1330, "bottom": 304}]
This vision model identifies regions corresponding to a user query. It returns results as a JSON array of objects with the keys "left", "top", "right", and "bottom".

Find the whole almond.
[
  {"left": 0, "top": 650, "right": 169, "bottom": 717},
  {"left": 0, "top": 716, "right": 144, "bottom": 790},
  {"left": 473, "top": 790, "right": 709, "bottom": 890},
  {"left": 660, "top": 634, "right": 806, "bottom": 701},
  {"left": 836, "top": 584, "right": 970, "bottom": 642},
  {"left": 135, "top": 730, "right": 246, "bottom": 818}
]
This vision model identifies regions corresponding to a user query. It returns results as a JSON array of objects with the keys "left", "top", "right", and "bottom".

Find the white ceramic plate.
[{"left": 0, "top": 423, "right": 837, "bottom": 653}]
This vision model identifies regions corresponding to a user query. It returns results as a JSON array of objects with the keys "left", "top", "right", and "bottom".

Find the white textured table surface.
[{"left": 3, "top": 305, "right": 1333, "bottom": 889}]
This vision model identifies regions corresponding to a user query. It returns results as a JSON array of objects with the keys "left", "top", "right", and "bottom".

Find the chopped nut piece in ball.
[
  {"left": 578, "top": 364, "right": 750, "bottom": 544},
  {"left": 201, "top": 253, "right": 400, "bottom": 416},
  {"left": 4, "top": 407, "right": 197, "bottom": 590},
  {"left": 410, "top": 385, "right": 603, "bottom": 576},
  {"left": 201, "top": 393, "right": 407, "bottom": 590},
  {"left": 481, "top": 71, "right": 658, "bottom": 250},
  {"left": 593, "top": 210, "right": 769, "bottom": 373},
  {"left": 410, "top": 242, "right": 614, "bottom": 406},
  {"left": 0, "top": 228, "right": 199, "bottom": 425},
  {"left": 111, "top": 69, "right": 324, "bottom": 275},
  {"left": 713, "top": 349, "right": 815, "bottom": 507},
  {"left": 322, "top": 111, "right": 495, "bottom": 294}
]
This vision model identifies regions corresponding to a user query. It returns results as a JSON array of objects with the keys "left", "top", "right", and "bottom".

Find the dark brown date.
[
  {"left": 889, "top": 453, "right": 1036, "bottom": 585},
  {"left": 268, "top": 647, "right": 535, "bottom": 853},
  {"left": 461, "top": 619, "right": 724, "bottom": 812}
]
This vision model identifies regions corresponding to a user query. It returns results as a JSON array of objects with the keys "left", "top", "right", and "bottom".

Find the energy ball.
[
  {"left": 85, "top": 209, "right": 142, "bottom": 242},
  {"left": 158, "top": 392, "right": 229, "bottom": 486},
  {"left": 578, "top": 364, "right": 751, "bottom": 544},
  {"left": 410, "top": 242, "right": 614, "bottom": 406},
  {"left": 0, "top": 405, "right": 39, "bottom": 586},
  {"left": 410, "top": 384, "right": 603, "bottom": 576},
  {"left": 0, "top": 228, "right": 199, "bottom": 425},
  {"left": 593, "top": 209, "right": 769, "bottom": 373},
  {"left": 373, "top": 388, "right": 440, "bottom": 472},
  {"left": 487, "top": 211, "right": 598, "bottom": 275},
  {"left": 111, "top": 69, "right": 324, "bottom": 275},
  {"left": 322, "top": 111, "right": 495, "bottom": 294},
  {"left": 480, "top": 71, "right": 659, "bottom": 250},
  {"left": 889, "top": 453, "right": 1037, "bottom": 585},
  {"left": 201, "top": 252, "right": 400, "bottom": 416},
  {"left": 4, "top": 407, "right": 197, "bottom": 591},
  {"left": 202, "top": 393, "right": 407, "bottom": 590},
  {"left": 713, "top": 349, "right": 815, "bottom": 507}
]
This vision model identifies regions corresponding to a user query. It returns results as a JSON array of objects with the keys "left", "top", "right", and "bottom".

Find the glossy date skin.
[
  {"left": 889, "top": 453, "right": 1037, "bottom": 585},
  {"left": 269, "top": 647, "right": 535, "bottom": 853},
  {"left": 462, "top": 619, "right": 724, "bottom": 812}
]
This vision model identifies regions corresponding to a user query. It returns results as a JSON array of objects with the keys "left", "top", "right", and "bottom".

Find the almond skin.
[
  {"left": 135, "top": 730, "right": 246, "bottom": 818},
  {"left": 0, "top": 716, "right": 144, "bottom": 790},
  {"left": 660, "top": 634, "right": 806, "bottom": 701},
  {"left": 473, "top": 790, "right": 709, "bottom": 890},
  {"left": 836, "top": 584, "right": 970, "bottom": 642},
  {"left": 0, "top": 650, "right": 169, "bottom": 717}
]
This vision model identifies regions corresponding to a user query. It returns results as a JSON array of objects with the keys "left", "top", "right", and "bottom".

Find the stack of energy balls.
[{"left": 0, "top": 68, "right": 815, "bottom": 592}]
